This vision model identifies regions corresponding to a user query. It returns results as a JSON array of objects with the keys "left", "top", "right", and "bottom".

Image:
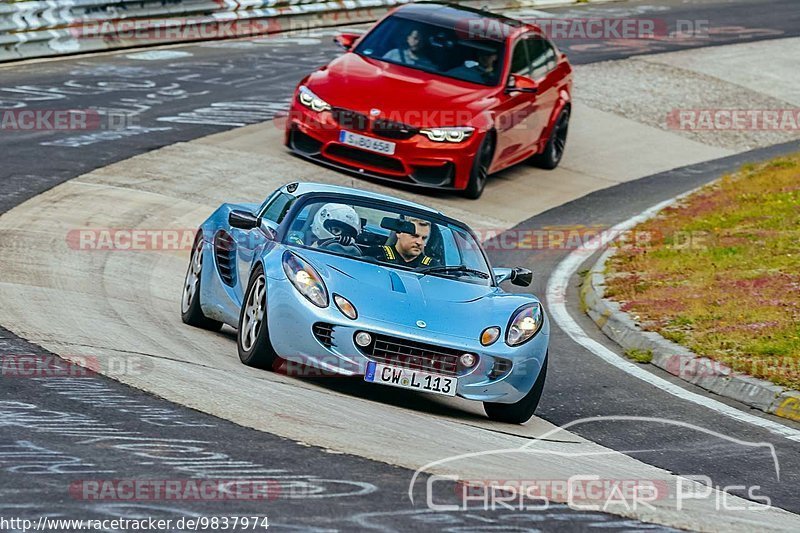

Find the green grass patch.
[
  {"left": 605, "top": 154, "right": 800, "bottom": 389},
  {"left": 625, "top": 348, "right": 653, "bottom": 364}
]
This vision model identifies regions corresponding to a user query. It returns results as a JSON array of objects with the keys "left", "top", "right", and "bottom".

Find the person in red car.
[
  {"left": 383, "top": 28, "right": 432, "bottom": 68},
  {"left": 447, "top": 49, "right": 499, "bottom": 84}
]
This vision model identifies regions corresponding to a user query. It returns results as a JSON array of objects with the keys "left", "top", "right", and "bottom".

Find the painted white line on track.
[{"left": 545, "top": 193, "right": 800, "bottom": 442}]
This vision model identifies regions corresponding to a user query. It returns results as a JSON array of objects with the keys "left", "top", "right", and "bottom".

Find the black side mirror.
[
  {"left": 380, "top": 217, "right": 417, "bottom": 235},
  {"left": 494, "top": 267, "right": 533, "bottom": 286},
  {"left": 229, "top": 210, "right": 259, "bottom": 230},
  {"left": 511, "top": 267, "right": 533, "bottom": 287}
]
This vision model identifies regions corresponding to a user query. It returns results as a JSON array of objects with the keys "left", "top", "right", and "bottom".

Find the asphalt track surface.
[{"left": 1, "top": 0, "right": 800, "bottom": 530}]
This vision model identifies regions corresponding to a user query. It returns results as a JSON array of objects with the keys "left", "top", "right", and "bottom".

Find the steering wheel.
[{"left": 317, "top": 238, "right": 363, "bottom": 256}]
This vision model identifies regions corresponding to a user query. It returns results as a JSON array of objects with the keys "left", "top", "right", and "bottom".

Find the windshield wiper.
[{"left": 418, "top": 265, "right": 490, "bottom": 279}]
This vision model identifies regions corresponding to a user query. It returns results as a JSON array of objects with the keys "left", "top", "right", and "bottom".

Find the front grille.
[
  {"left": 214, "top": 231, "right": 236, "bottom": 287},
  {"left": 358, "top": 333, "right": 472, "bottom": 377},
  {"left": 332, "top": 108, "right": 418, "bottom": 140},
  {"left": 372, "top": 118, "right": 418, "bottom": 140},
  {"left": 312, "top": 323, "right": 335, "bottom": 348},
  {"left": 332, "top": 107, "right": 369, "bottom": 131},
  {"left": 326, "top": 145, "right": 405, "bottom": 174}
]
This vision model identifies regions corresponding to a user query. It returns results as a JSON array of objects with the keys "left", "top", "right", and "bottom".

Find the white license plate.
[
  {"left": 365, "top": 362, "right": 457, "bottom": 396},
  {"left": 339, "top": 130, "right": 396, "bottom": 155}
]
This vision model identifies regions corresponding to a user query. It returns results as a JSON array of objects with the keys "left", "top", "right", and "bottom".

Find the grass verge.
[{"left": 604, "top": 154, "right": 800, "bottom": 389}]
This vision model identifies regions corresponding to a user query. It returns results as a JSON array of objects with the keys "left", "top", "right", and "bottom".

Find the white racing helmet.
[{"left": 311, "top": 203, "right": 361, "bottom": 241}]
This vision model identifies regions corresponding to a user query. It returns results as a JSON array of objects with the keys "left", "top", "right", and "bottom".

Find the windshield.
[
  {"left": 353, "top": 14, "right": 506, "bottom": 87},
  {"left": 283, "top": 198, "right": 493, "bottom": 285}
]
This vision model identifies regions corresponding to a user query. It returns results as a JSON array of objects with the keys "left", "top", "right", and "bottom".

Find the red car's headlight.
[
  {"left": 420, "top": 127, "right": 475, "bottom": 143},
  {"left": 297, "top": 85, "right": 331, "bottom": 113}
]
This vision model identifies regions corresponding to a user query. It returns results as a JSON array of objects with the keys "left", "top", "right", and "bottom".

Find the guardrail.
[{"left": 0, "top": 0, "right": 548, "bottom": 63}]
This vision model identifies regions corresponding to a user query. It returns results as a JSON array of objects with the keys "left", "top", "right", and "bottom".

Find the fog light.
[
  {"left": 355, "top": 332, "right": 372, "bottom": 347},
  {"left": 460, "top": 353, "right": 477, "bottom": 368}
]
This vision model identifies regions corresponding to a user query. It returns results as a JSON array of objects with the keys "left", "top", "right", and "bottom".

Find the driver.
[
  {"left": 447, "top": 49, "right": 499, "bottom": 84},
  {"left": 368, "top": 217, "right": 438, "bottom": 268}
]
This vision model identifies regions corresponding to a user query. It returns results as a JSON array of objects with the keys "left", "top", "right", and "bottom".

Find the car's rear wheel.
[
  {"left": 532, "top": 107, "right": 570, "bottom": 170},
  {"left": 181, "top": 232, "right": 223, "bottom": 331},
  {"left": 463, "top": 132, "right": 495, "bottom": 200},
  {"left": 483, "top": 355, "right": 547, "bottom": 424},
  {"left": 237, "top": 265, "right": 278, "bottom": 369}
]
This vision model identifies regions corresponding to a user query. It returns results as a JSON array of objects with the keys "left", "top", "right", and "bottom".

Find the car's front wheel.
[
  {"left": 532, "top": 107, "right": 570, "bottom": 170},
  {"left": 483, "top": 355, "right": 547, "bottom": 424},
  {"left": 181, "top": 232, "right": 223, "bottom": 331},
  {"left": 463, "top": 132, "right": 495, "bottom": 200},
  {"left": 237, "top": 265, "right": 278, "bottom": 369}
]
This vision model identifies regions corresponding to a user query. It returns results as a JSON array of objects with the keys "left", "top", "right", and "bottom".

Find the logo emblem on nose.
[
  {"left": 370, "top": 108, "right": 381, "bottom": 117},
  {"left": 416, "top": 320, "right": 427, "bottom": 328}
]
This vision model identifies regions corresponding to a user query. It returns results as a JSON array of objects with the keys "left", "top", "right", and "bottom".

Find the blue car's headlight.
[
  {"left": 282, "top": 251, "right": 328, "bottom": 308},
  {"left": 297, "top": 85, "right": 331, "bottom": 113},
  {"left": 506, "top": 304, "right": 543, "bottom": 347}
]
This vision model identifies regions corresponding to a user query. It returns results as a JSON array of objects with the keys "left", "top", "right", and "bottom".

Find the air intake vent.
[
  {"left": 312, "top": 323, "right": 335, "bottom": 348},
  {"left": 214, "top": 230, "right": 236, "bottom": 287},
  {"left": 489, "top": 358, "right": 513, "bottom": 380}
]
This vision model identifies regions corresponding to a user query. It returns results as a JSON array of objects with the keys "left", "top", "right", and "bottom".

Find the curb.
[{"left": 581, "top": 247, "right": 800, "bottom": 423}]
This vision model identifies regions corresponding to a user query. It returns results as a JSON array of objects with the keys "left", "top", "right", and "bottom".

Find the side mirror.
[
  {"left": 334, "top": 33, "right": 360, "bottom": 51},
  {"left": 380, "top": 217, "right": 417, "bottom": 235},
  {"left": 229, "top": 210, "right": 259, "bottom": 230},
  {"left": 505, "top": 74, "right": 538, "bottom": 95},
  {"left": 493, "top": 267, "right": 533, "bottom": 287}
]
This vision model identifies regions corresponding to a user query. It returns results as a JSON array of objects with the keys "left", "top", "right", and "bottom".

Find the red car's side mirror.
[
  {"left": 334, "top": 33, "right": 360, "bottom": 51},
  {"left": 505, "top": 74, "right": 539, "bottom": 94}
]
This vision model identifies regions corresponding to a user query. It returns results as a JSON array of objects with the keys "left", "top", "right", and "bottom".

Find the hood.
[
  {"left": 298, "top": 249, "right": 535, "bottom": 341},
  {"left": 305, "top": 52, "right": 499, "bottom": 128}
]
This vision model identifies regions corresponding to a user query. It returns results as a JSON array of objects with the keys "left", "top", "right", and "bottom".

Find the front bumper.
[
  {"left": 265, "top": 275, "right": 549, "bottom": 404},
  {"left": 285, "top": 102, "right": 482, "bottom": 191}
]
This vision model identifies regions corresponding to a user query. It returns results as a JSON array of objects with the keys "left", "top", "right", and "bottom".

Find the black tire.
[
  {"left": 463, "top": 132, "right": 495, "bottom": 200},
  {"left": 237, "top": 264, "right": 279, "bottom": 369},
  {"left": 484, "top": 355, "right": 548, "bottom": 424},
  {"left": 532, "top": 107, "right": 570, "bottom": 170},
  {"left": 181, "top": 232, "right": 223, "bottom": 331}
]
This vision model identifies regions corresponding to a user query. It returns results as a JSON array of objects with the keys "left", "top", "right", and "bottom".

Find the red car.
[{"left": 285, "top": 2, "right": 572, "bottom": 199}]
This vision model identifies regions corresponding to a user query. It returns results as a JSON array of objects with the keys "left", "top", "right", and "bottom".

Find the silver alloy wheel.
[
  {"left": 240, "top": 274, "right": 266, "bottom": 352},
  {"left": 181, "top": 239, "right": 203, "bottom": 313}
]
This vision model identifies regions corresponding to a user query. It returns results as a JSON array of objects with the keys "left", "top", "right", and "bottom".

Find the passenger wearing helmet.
[
  {"left": 285, "top": 203, "right": 363, "bottom": 257},
  {"left": 310, "top": 203, "right": 361, "bottom": 246}
]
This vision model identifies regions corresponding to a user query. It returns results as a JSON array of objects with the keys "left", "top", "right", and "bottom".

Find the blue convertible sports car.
[{"left": 181, "top": 182, "right": 549, "bottom": 423}]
